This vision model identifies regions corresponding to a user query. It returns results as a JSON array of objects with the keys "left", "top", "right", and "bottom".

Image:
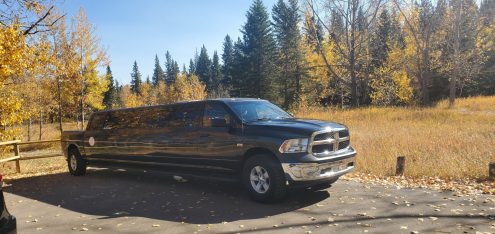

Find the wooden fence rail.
[{"left": 0, "top": 139, "right": 63, "bottom": 173}]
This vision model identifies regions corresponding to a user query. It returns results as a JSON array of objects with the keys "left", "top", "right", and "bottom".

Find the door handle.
[{"left": 200, "top": 134, "right": 210, "bottom": 138}]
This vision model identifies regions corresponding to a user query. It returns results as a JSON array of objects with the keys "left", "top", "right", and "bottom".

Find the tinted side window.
[
  {"left": 88, "top": 113, "right": 107, "bottom": 130},
  {"left": 103, "top": 111, "right": 126, "bottom": 130},
  {"left": 181, "top": 103, "right": 203, "bottom": 128},
  {"left": 204, "top": 103, "right": 231, "bottom": 127},
  {"left": 155, "top": 106, "right": 181, "bottom": 128}
]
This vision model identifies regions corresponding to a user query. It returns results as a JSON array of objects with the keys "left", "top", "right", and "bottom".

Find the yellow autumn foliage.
[
  {"left": 0, "top": 25, "right": 33, "bottom": 140},
  {"left": 118, "top": 74, "right": 207, "bottom": 108},
  {"left": 370, "top": 44, "right": 414, "bottom": 105}
]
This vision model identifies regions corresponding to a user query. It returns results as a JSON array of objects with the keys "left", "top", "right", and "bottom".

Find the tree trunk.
[
  {"left": 39, "top": 110, "right": 43, "bottom": 141},
  {"left": 57, "top": 76, "right": 63, "bottom": 134},
  {"left": 449, "top": 1, "right": 462, "bottom": 108},
  {"left": 27, "top": 118, "right": 32, "bottom": 141}
]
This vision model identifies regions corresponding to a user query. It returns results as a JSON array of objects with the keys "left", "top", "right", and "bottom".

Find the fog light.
[{"left": 302, "top": 166, "right": 319, "bottom": 177}]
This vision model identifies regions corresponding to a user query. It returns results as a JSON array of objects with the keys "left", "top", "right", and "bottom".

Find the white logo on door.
[{"left": 89, "top": 137, "right": 95, "bottom": 146}]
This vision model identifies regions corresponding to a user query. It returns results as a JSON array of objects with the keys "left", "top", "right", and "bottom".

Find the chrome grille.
[{"left": 309, "top": 128, "right": 350, "bottom": 157}]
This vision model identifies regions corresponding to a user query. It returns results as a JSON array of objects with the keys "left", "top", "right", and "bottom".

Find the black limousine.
[{"left": 61, "top": 98, "right": 356, "bottom": 202}]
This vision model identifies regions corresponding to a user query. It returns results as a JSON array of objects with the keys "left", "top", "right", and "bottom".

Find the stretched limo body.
[{"left": 61, "top": 98, "right": 357, "bottom": 202}]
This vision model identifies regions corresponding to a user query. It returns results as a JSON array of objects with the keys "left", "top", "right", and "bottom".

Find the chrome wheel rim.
[
  {"left": 250, "top": 166, "right": 270, "bottom": 194},
  {"left": 70, "top": 154, "right": 77, "bottom": 171}
]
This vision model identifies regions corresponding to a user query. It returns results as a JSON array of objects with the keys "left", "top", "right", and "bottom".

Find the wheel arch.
[
  {"left": 242, "top": 147, "right": 280, "bottom": 165},
  {"left": 67, "top": 144, "right": 80, "bottom": 157}
]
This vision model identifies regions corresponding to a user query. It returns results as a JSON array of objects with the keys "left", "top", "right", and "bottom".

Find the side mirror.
[{"left": 211, "top": 118, "right": 228, "bottom": 128}]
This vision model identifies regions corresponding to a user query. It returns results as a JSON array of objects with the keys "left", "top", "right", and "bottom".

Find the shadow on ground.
[{"left": 5, "top": 167, "right": 329, "bottom": 224}]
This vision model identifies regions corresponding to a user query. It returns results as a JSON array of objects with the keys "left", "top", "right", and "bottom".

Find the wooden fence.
[{"left": 0, "top": 139, "right": 63, "bottom": 173}]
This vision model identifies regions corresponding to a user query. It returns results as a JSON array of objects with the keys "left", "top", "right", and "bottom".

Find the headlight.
[{"left": 279, "top": 138, "right": 309, "bottom": 153}]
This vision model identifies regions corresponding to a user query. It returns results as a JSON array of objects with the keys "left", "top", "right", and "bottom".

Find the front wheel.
[
  {"left": 68, "top": 148, "right": 86, "bottom": 176},
  {"left": 242, "top": 155, "right": 287, "bottom": 203}
]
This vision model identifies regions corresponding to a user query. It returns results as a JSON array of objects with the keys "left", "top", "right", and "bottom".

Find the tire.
[
  {"left": 68, "top": 147, "right": 87, "bottom": 176},
  {"left": 242, "top": 154, "right": 287, "bottom": 203}
]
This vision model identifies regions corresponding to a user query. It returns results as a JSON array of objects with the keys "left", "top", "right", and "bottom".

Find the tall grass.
[
  {"left": 296, "top": 96, "right": 495, "bottom": 179},
  {"left": 2, "top": 96, "right": 494, "bottom": 179}
]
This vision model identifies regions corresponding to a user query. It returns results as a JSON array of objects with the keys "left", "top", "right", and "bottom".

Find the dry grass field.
[
  {"left": 1, "top": 96, "right": 494, "bottom": 180},
  {"left": 297, "top": 96, "right": 495, "bottom": 180}
]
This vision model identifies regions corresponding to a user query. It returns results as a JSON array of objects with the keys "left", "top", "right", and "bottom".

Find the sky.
[{"left": 57, "top": 0, "right": 277, "bottom": 85}]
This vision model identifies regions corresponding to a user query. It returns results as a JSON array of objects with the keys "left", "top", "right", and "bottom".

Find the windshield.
[{"left": 227, "top": 100, "right": 293, "bottom": 123}]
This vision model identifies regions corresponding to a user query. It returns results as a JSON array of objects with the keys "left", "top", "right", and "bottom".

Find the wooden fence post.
[
  {"left": 489, "top": 162, "right": 495, "bottom": 181},
  {"left": 395, "top": 156, "right": 405, "bottom": 176},
  {"left": 13, "top": 138, "right": 21, "bottom": 173}
]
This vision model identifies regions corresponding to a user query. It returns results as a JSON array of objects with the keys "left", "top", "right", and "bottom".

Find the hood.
[{"left": 246, "top": 118, "right": 347, "bottom": 137}]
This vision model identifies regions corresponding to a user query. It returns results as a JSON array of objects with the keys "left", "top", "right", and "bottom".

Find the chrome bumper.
[{"left": 281, "top": 153, "right": 356, "bottom": 181}]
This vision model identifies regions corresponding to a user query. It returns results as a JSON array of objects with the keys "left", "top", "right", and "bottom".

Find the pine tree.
[
  {"left": 195, "top": 45, "right": 212, "bottom": 90},
  {"left": 130, "top": 61, "right": 142, "bottom": 94},
  {"left": 103, "top": 65, "right": 116, "bottom": 109},
  {"left": 370, "top": 9, "right": 392, "bottom": 68},
  {"left": 230, "top": 37, "right": 248, "bottom": 97},
  {"left": 164, "top": 51, "right": 179, "bottom": 84},
  {"left": 272, "top": 0, "right": 306, "bottom": 108},
  {"left": 222, "top": 35, "right": 234, "bottom": 88},
  {"left": 188, "top": 58, "right": 196, "bottom": 75},
  {"left": 182, "top": 64, "right": 187, "bottom": 75},
  {"left": 152, "top": 54, "right": 166, "bottom": 86},
  {"left": 172, "top": 60, "right": 180, "bottom": 80},
  {"left": 211, "top": 51, "right": 222, "bottom": 92},
  {"left": 241, "top": 0, "right": 278, "bottom": 100}
]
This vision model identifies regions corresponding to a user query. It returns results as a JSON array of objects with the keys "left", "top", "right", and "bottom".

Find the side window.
[
  {"left": 88, "top": 113, "right": 107, "bottom": 130},
  {"left": 204, "top": 103, "right": 231, "bottom": 128},
  {"left": 103, "top": 111, "right": 126, "bottom": 130},
  {"left": 152, "top": 105, "right": 186, "bottom": 128},
  {"left": 181, "top": 103, "right": 203, "bottom": 128}
]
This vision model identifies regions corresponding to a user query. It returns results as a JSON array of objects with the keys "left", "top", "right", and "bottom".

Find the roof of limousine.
[{"left": 95, "top": 98, "right": 265, "bottom": 114}]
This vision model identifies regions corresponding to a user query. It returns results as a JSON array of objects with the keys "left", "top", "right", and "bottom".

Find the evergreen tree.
[
  {"left": 272, "top": 0, "right": 306, "bottom": 108},
  {"left": 152, "top": 54, "right": 166, "bottom": 86},
  {"left": 165, "top": 51, "right": 174, "bottom": 84},
  {"left": 195, "top": 45, "right": 212, "bottom": 90},
  {"left": 211, "top": 51, "right": 222, "bottom": 91},
  {"left": 188, "top": 58, "right": 196, "bottom": 75},
  {"left": 130, "top": 61, "right": 142, "bottom": 94},
  {"left": 230, "top": 37, "right": 248, "bottom": 97},
  {"left": 370, "top": 9, "right": 392, "bottom": 68},
  {"left": 221, "top": 35, "right": 234, "bottom": 88},
  {"left": 182, "top": 64, "right": 187, "bottom": 75},
  {"left": 103, "top": 65, "right": 116, "bottom": 109},
  {"left": 146, "top": 75, "right": 151, "bottom": 85},
  {"left": 114, "top": 79, "right": 123, "bottom": 107},
  {"left": 240, "top": 0, "right": 278, "bottom": 100},
  {"left": 172, "top": 60, "right": 180, "bottom": 80}
]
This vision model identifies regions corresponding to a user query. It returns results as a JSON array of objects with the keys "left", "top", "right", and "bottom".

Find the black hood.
[{"left": 246, "top": 118, "right": 347, "bottom": 137}]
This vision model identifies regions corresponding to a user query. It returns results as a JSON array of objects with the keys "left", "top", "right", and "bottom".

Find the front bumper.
[{"left": 281, "top": 149, "right": 356, "bottom": 182}]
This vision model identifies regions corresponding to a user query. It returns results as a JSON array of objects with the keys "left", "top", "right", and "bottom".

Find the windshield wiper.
[{"left": 257, "top": 117, "right": 272, "bottom": 121}]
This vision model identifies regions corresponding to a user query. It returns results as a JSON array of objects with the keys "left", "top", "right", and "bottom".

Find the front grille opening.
[
  {"left": 339, "top": 140, "right": 350, "bottom": 150},
  {"left": 312, "top": 144, "right": 333, "bottom": 154},
  {"left": 313, "top": 132, "right": 334, "bottom": 141},
  {"left": 348, "top": 162, "right": 354, "bottom": 167},
  {"left": 339, "top": 129, "right": 349, "bottom": 138}
]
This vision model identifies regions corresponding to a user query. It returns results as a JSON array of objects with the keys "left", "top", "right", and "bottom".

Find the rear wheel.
[
  {"left": 242, "top": 155, "right": 287, "bottom": 203},
  {"left": 68, "top": 148, "right": 86, "bottom": 176}
]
